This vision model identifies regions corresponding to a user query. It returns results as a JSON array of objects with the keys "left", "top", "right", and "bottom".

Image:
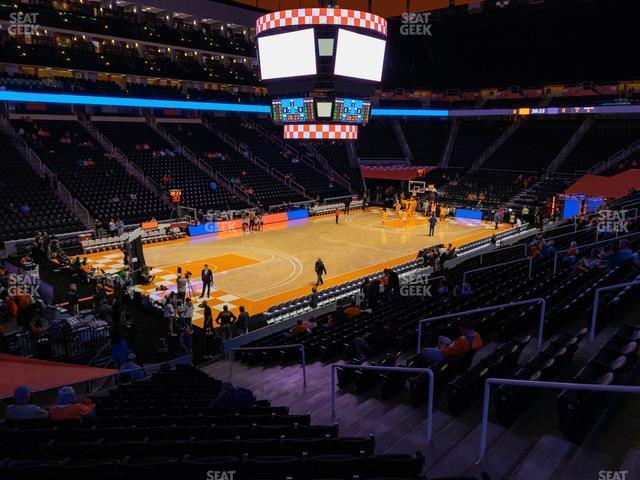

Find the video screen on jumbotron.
[
  {"left": 271, "top": 98, "right": 316, "bottom": 123},
  {"left": 257, "top": 28, "right": 317, "bottom": 80},
  {"left": 333, "top": 98, "right": 372, "bottom": 124}
]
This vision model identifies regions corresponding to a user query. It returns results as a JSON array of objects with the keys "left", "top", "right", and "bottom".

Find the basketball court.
[{"left": 84, "top": 208, "right": 505, "bottom": 327}]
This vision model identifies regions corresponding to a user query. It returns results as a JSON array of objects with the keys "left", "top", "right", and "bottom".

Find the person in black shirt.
[
  {"left": 315, "top": 258, "right": 327, "bottom": 286},
  {"left": 215, "top": 305, "right": 237, "bottom": 341}
]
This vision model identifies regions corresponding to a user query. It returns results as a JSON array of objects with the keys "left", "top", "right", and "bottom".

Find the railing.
[
  {"left": 417, "top": 297, "right": 547, "bottom": 352},
  {"left": 588, "top": 138, "right": 640, "bottom": 174},
  {"left": 331, "top": 364, "right": 435, "bottom": 443},
  {"left": 552, "top": 230, "right": 640, "bottom": 273},
  {"left": 478, "top": 243, "right": 528, "bottom": 265},
  {"left": 589, "top": 279, "right": 640, "bottom": 343},
  {"left": 478, "top": 378, "right": 640, "bottom": 460},
  {"left": 462, "top": 256, "right": 532, "bottom": 284},
  {"left": 230, "top": 344, "right": 306, "bottom": 386},
  {"left": 546, "top": 117, "right": 593, "bottom": 174},
  {"left": 470, "top": 119, "right": 521, "bottom": 172}
]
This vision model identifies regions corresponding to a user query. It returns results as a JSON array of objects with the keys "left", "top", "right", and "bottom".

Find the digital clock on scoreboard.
[
  {"left": 271, "top": 98, "right": 316, "bottom": 123},
  {"left": 333, "top": 98, "right": 371, "bottom": 124}
]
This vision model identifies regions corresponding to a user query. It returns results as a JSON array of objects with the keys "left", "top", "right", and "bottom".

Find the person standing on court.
[
  {"left": 215, "top": 305, "right": 236, "bottom": 341},
  {"left": 335, "top": 208, "right": 341, "bottom": 224},
  {"left": 201, "top": 264, "right": 213, "bottom": 298},
  {"left": 315, "top": 258, "right": 327, "bottom": 286},
  {"left": 429, "top": 213, "right": 438, "bottom": 237}
]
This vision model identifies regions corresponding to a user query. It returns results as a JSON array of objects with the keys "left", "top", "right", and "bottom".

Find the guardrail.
[
  {"left": 417, "top": 298, "right": 547, "bottom": 352},
  {"left": 478, "top": 378, "right": 640, "bottom": 460},
  {"left": 478, "top": 243, "right": 528, "bottom": 265},
  {"left": 462, "top": 257, "right": 533, "bottom": 284},
  {"left": 230, "top": 344, "right": 306, "bottom": 387},
  {"left": 589, "top": 279, "right": 640, "bottom": 343},
  {"left": 552, "top": 230, "right": 640, "bottom": 273},
  {"left": 330, "top": 364, "right": 435, "bottom": 443}
]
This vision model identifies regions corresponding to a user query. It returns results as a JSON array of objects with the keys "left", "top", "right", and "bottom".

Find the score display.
[
  {"left": 271, "top": 98, "right": 315, "bottom": 123},
  {"left": 333, "top": 98, "right": 371, "bottom": 124}
]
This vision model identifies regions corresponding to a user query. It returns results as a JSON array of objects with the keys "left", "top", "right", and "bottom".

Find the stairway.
[{"left": 470, "top": 120, "right": 523, "bottom": 172}]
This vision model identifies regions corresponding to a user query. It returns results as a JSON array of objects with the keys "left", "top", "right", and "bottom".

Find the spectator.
[
  {"left": 49, "top": 386, "right": 96, "bottom": 421},
  {"left": 118, "top": 353, "right": 144, "bottom": 381},
  {"left": 235, "top": 305, "right": 250, "bottom": 336},
  {"left": 344, "top": 300, "right": 363, "bottom": 318},
  {"left": 67, "top": 283, "right": 79, "bottom": 316},
  {"left": 310, "top": 287, "right": 319, "bottom": 309},
  {"left": 4, "top": 385, "right": 47, "bottom": 420},
  {"left": 421, "top": 321, "right": 483, "bottom": 363},
  {"left": 215, "top": 305, "right": 236, "bottom": 341},
  {"left": 290, "top": 319, "right": 309, "bottom": 336}
]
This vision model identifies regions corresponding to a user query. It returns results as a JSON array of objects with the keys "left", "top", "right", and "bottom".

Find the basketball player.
[
  {"left": 381, "top": 207, "right": 388, "bottom": 224},
  {"left": 315, "top": 258, "right": 327, "bottom": 286},
  {"left": 335, "top": 208, "right": 341, "bottom": 224}
]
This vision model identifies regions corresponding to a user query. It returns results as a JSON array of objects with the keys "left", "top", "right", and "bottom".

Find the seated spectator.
[
  {"left": 421, "top": 321, "right": 483, "bottom": 363},
  {"left": 290, "top": 319, "right": 309, "bottom": 336},
  {"left": 609, "top": 239, "right": 634, "bottom": 268},
  {"left": 302, "top": 316, "right": 318, "bottom": 331},
  {"left": 118, "top": 353, "right": 145, "bottom": 382},
  {"left": 4, "top": 385, "right": 47, "bottom": 420},
  {"left": 344, "top": 300, "right": 362, "bottom": 318},
  {"left": 49, "top": 386, "right": 96, "bottom": 421}
]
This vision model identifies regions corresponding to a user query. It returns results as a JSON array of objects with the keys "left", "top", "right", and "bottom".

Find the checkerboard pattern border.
[
  {"left": 256, "top": 8, "right": 387, "bottom": 36},
  {"left": 283, "top": 124, "right": 358, "bottom": 140}
]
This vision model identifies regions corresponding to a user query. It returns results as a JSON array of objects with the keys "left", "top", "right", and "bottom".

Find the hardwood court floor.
[{"left": 85, "top": 209, "right": 505, "bottom": 326}]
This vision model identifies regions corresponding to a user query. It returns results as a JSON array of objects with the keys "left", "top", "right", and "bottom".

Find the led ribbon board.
[
  {"left": 256, "top": 8, "right": 387, "bottom": 36},
  {"left": 0, "top": 91, "right": 271, "bottom": 113}
]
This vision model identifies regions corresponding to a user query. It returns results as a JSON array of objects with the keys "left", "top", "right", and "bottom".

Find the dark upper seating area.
[
  {"left": 356, "top": 120, "right": 405, "bottom": 161},
  {"left": 401, "top": 120, "right": 450, "bottom": 166},
  {"left": 559, "top": 119, "right": 640, "bottom": 173},
  {"left": 484, "top": 119, "right": 581, "bottom": 171},
  {"left": 162, "top": 122, "right": 305, "bottom": 207},
  {"left": 214, "top": 118, "right": 350, "bottom": 199},
  {"left": 313, "top": 142, "right": 363, "bottom": 192},
  {"left": 448, "top": 120, "right": 511, "bottom": 169},
  {"left": 13, "top": 119, "right": 169, "bottom": 225},
  {"left": 0, "top": 2, "right": 254, "bottom": 57},
  {"left": 0, "top": 132, "right": 81, "bottom": 241},
  {"left": 93, "top": 121, "right": 246, "bottom": 211}
]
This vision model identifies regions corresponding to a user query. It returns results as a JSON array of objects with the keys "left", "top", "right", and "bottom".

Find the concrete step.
[
  {"left": 426, "top": 422, "right": 506, "bottom": 478},
  {"left": 509, "top": 435, "right": 573, "bottom": 480}
]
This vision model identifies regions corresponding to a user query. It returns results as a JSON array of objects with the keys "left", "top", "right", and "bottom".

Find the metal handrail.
[
  {"left": 478, "top": 378, "right": 640, "bottom": 460},
  {"left": 462, "top": 257, "right": 532, "bottom": 284},
  {"left": 552, "top": 230, "right": 640, "bottom": 273},
  {"left": 331, "top": 364, "right": 435, "bottom": 443},
  {"left": 589, "top": 279, "right": 640, "bottom": 343},
  {"left": 231, "top": 344, "right": 306, "bottom": 386},
  {"left": 479, "top": 243, "right": 528, "bottom": 265},
  {"left": 417, "top": 298, "right": 547, "bottom": 352}
]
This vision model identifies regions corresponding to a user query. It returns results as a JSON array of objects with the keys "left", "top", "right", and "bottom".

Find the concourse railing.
[
  {"left": 589, "top": 279, "right": 640, "bottom": 343},
  {"left": 478, "top": 378, "right": 640, "bottom": 460},
  {"left": 417, "top": 298, "right": 547, "bottom": 352},
  {"left": 330, "top": 364, "right": 435, "bottom": 443}
]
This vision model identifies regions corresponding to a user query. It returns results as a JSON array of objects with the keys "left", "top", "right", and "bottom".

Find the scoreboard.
[
  {"left": 271, "top": 98, "right": 316, "bottom": 123},
  {"left": 333, "top": 98, "right": 371, "bottom": 123},
  {"left": 272, "top": 97, "right": 370, "bottom": 125}
]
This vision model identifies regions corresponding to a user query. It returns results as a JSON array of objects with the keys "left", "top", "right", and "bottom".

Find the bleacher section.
[
  {"left": 162, "top": 122, "right": 306, "bottom": 207},
  {"left": 213, "top": 118, "right": 351, "bottom": 199},
  {"left": 401, "top": 120, "right": 450, "bottom": 165},
  {"left": 356, "top": 120, "right": 405, "bottom": 161},
  {"left": 484, "top": 119, "right": 581, "bottom": 171},
  {"left": 312, "top": 142, "right": 363, "bottom": 192},
  {"left": 559, "top": 119, "right": 640, "bottom": 173},
  {"left": 449, "top": 120, "right": 511, "bottom": 169},
  {"left": 0, "top": 131, "right": 81, "bottom": 241},
  {"left": 93, "top": 121, "right": 246, "bottom": 212},
  {"left": 12, "top": 120, "right": 169, "bottom": 225},
  {"left": 0, "top": 365, "right": 425, "bottom": 480}
]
